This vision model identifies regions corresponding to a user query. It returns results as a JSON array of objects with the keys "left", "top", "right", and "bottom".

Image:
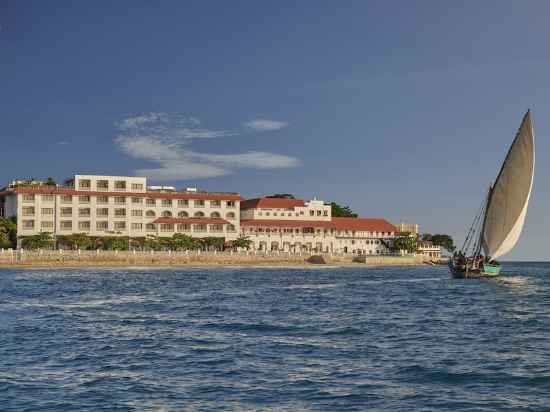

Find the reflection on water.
[{"left": 1, "top": 263, "right": 550, "bottom": 411}]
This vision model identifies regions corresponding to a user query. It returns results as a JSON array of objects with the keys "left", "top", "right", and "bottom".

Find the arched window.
[
  {"left": 226, "top": 212, "right": 235, "bottom": 219},
  {"left": 210, "top": 211, "right": 221, "bottom": 218},
  {"left": 161, "top": 210, "right": 172, "bottom": 217},
  {"left": 194, "top": 211, "right": 205, "bottom": 217},
  {"left": 146, "top": 210, "right": 156, "bottom": 217},
  {"left": 178, "top": 211, "right": 188, "bottom": 218}
]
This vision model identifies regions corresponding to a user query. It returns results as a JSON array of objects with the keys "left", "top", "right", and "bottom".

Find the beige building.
[
  {"left": 240, "top": 196, "right": 397, "bottom": 254},
  {"left": 0, "top": 175, "right": 241, "bottom": 247},
  {"left": 417, "top": 240, "right": 442, "bottom": 259},
  {"left": 395, "top": 222, "right": 419, "bottom": 235}
]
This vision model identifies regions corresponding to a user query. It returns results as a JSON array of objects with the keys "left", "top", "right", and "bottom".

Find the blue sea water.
[{"left": 1, "top": 263, "right": 550, "bottom": 411}]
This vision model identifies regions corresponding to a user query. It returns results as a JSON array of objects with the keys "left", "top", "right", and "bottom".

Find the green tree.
[
  {"left": 393, "top": 236, "right": 417, "bottom": 253},
  {"left": 68, "top": 233, "right": 93, "bottom": 250},
  {"left": 330, "top": 202, "right": 358, "bottom": 218},
  {"left": 104, "top": 236, "right": 129, "bottom": 250},
  {"left": 45, "top": 177, "right": 56, "bottom": 186},
  {"left": 430, "top": 234, "right": 455, "bottom": 252},
  {"left": 144, "top": 235, "right": 162, "bottom": 251},
  {"left": 232, "top": 235, "right": 253, "bottom": 250},
  {"left": 197, "top": 237, "right": 225, "bottom": 251},
  {"left": 171, "top": 233, "right": 197, "bottom": 250},
  {"left": 0, "top": 216, "right": 17, "bottom": 248},
  {"left": 21, "top": 232, "right": 54, "bottom": 249},
  {"left": 421, "top": 233, "right": 433, "bottom": 241}
]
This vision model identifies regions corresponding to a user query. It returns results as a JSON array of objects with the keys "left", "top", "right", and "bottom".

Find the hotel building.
[
  {"left": 0, "top": 175, "right": 241, "bottom": 246},
  {"left": 240, "top": 197, "right": 398, "bottom": 254}
]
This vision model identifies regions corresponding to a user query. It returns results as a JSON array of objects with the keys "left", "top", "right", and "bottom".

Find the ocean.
[{"left": 1, "top": 263, "right": 550, "bottom": 411}]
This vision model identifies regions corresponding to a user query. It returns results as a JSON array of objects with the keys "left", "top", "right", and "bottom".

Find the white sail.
[{"left": 482, "top": 111, "right": 535, "bottom": 260}]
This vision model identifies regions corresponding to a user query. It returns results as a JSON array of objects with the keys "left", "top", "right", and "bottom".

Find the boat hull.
[{"left": 448, "top": 259, "right": 501, "bottom": 278}]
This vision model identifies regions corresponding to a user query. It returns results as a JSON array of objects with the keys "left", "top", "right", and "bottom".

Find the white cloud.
[
  {"left": 58, "top": 141, "right": 71, "bottom": 145},
  {"left": 244, "top": 119, "right": 288, "bottom": 132},
  {"left": 115, "top": 113, "right": 300, "bottom": 181}
]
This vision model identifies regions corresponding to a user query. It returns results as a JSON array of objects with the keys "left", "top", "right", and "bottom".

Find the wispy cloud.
[
  {"left": 58, "top": 141, "right": 71, "bottom": 145},
  {"left": 116, "top": 112, "right": 300, "bottom": 180},
  {"left": 244, "top": 119, "right": 288, "bottom": 132}
]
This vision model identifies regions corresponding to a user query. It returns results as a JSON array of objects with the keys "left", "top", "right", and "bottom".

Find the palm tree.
[{"left": 0, "top": 217, "right": 17, "bottom": 248}]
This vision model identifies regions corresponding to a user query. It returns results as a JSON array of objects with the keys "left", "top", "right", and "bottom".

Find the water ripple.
[{"left": 1, "top": 263, "right": 550, "bottom": 411}]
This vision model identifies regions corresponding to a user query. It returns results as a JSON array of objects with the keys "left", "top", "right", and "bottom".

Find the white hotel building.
[
  {"left": 0, "top": 175, "right": 241, "bottom": 246},
  {"left": 240, "top": 197, "right": 398, "bottom": 254},
  {"left": 1, "top": 174, "right": 398, "bottom": 253}
]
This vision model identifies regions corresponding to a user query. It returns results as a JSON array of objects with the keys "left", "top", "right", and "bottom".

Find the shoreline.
[
  {"left": 0, "top": 261, "right": 431, "bottom": 270},
  {"left": 0, "top": 250, "right": 436, "bottom": 270}
]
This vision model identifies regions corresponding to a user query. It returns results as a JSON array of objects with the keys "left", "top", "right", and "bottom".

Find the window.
[
  {"left": 78, "top": 221, "right": 90, "bottom": 230},
  {"left": 161, "top": 211, "right": 172, "bottom": 217},
  {"left": 132, "top": 197, "right": 142, "bottom": 204},
  {"left": 60, "top": 195, "right": 72, "bottom": 204},
  {"left": 22, "top": 194, "right": 35, "bottom": 202},
  {"left": 258, "top": 212, "right": 263, "bottom": 216},
  {"left": 177, "top": 224, "right": 190, "bottom": 232},
  {"left": 79, "top": 179, "right": 91, "bottom": 189},
  {"left": 146, "top": 198, "right": 156, "bottom": 206},
  {"left": 160, "top": 223, "right": 173, "bottom": 232},
  {"left": 210, "top": 224, "right": 223, "bottom": 232},
  {"left": 41, "top": 208, "right": 54, "bottom": 215},
  {"left": 131, "top": 183, "right": 143, "bottom": 191},
  {"left": 79, "top": 208, "right": 91, "bottom": 217},
  {"left": 210, "top": 211, "right": 221, "bottom": 218},
  {"left": 114, "top": 208, "right": 126, "bottom": 217},
  {"left": 41, "top": 221, "right": 53, "bottom": 230},
  {"left": 96, "top": 221, "right": 108, "bottom": 230},
  {"left": 161, "top": 199, "right": 172, "bottom": 207},
  {"left": 323, "top": 211, "right": 328, "bottom": 216},
  {"left": 114, "top": 221, "right": 126, "bottom": 230},
  {"left": 194, "top": 199, "right": 205, "bottom": 208},
  {"left": 60, "top": 221, "right": 72, "bottom": 230},
  {"left": 317, "top": 210, "right": 322, "bottom": 216},
  {"left": 194, "top": 211, "right": 204, "bottom": 217},
  {"left": 226, "top": 212, "right": 235, "bottom": 219},
  {"left": 310, "top": 211, "right": 315, "bottom": 216},
  {"left": 227, "top": 224, "right": 236, "bottom": 232},
  {"left": 97, "top": 196, "right": 109, "bottom": 204},
  {"left": 22, "top": 220, "right": 35, "bottom": 229},
  {"left": 114, "top": 181, "right": 126, "bottom": 191},
  {"left": 178, "top": 211, "right": 188, "bottom": 218},
  {"left": 193, "top": 224, "right": 207, "bottom": 232},
  {"left": 79, "top": 195, "right": 90, "bottom": 204},
  {"left": 177, "top": 199, "right": 188, "bottom": 207},
  {"left": 266, "top": 212, "right": 270, "bottom": 216},
  {"left": 131, "top": 210, "right": 143, "bottom": 217},
  {"left": 60, "top": 207, "right": 72, "bottom": 217},
  {"left": 96, "top": 180, "right": 109, "bottom": 191},
  {"left": 146, "top": 223, "right": 156, "bottom": 231},
  {"left": 114, "top": 196, "right": 126, "bottom": 204},
  {"left": 226, "top": 201, "right": 236, "bottom": 208},
  {"left": 42, "top": 195, "right": 54, "bottom": 202},
  {"left": 22, "top": 206, "right": 35, "bottom": 216},
  {"left": 131, "top": 223, "right": 143, "bottom": 230},
  {"left": 145, "top": 210, "right": 156, "bottom": 217},
  {"left": 96, "top": 208, "right": 109, "bottom": 217},
  {"left": 210, "top": 200, "right": 221, "bottom": 208}
]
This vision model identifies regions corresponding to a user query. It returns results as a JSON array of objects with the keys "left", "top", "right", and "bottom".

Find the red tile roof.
[
  {"left": 240, "top": 198, "right": 305, "bottom": 210},
  {"left": 331, "top": 217, "right": 397, "bottom": 232},
  {"left": 241, "top": 219, "right": 334, "bottom": 228},
  {"left": 6, "top": 187, "right": 242, "bottom": 201},
  {"left": 152, "top": 217, "right": 231, "bottom": 225}
]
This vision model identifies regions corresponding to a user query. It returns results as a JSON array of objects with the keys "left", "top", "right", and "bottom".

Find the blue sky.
[{"left": 2, "top": 1, "right": 549, "bottom": 260}]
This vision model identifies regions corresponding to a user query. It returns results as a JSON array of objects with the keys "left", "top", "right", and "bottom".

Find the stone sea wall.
[{"left": 0, "top": 249, "right": 427, "bottom": 268}]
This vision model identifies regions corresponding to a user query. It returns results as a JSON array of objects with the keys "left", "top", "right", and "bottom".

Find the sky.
[{"left": 1, "top": 1, "right": 549, "bottom": 260}]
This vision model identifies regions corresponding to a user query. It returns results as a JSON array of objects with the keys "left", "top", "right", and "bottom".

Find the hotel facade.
[
  {"left": 240, "top": 197, "right": 398, "bottom": 254},
  {"left": 1, "top": 174, "right": 398, "bottom": 253},
  {"left": 0, "top": 175, "right": 241, "bottom": 247}
]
